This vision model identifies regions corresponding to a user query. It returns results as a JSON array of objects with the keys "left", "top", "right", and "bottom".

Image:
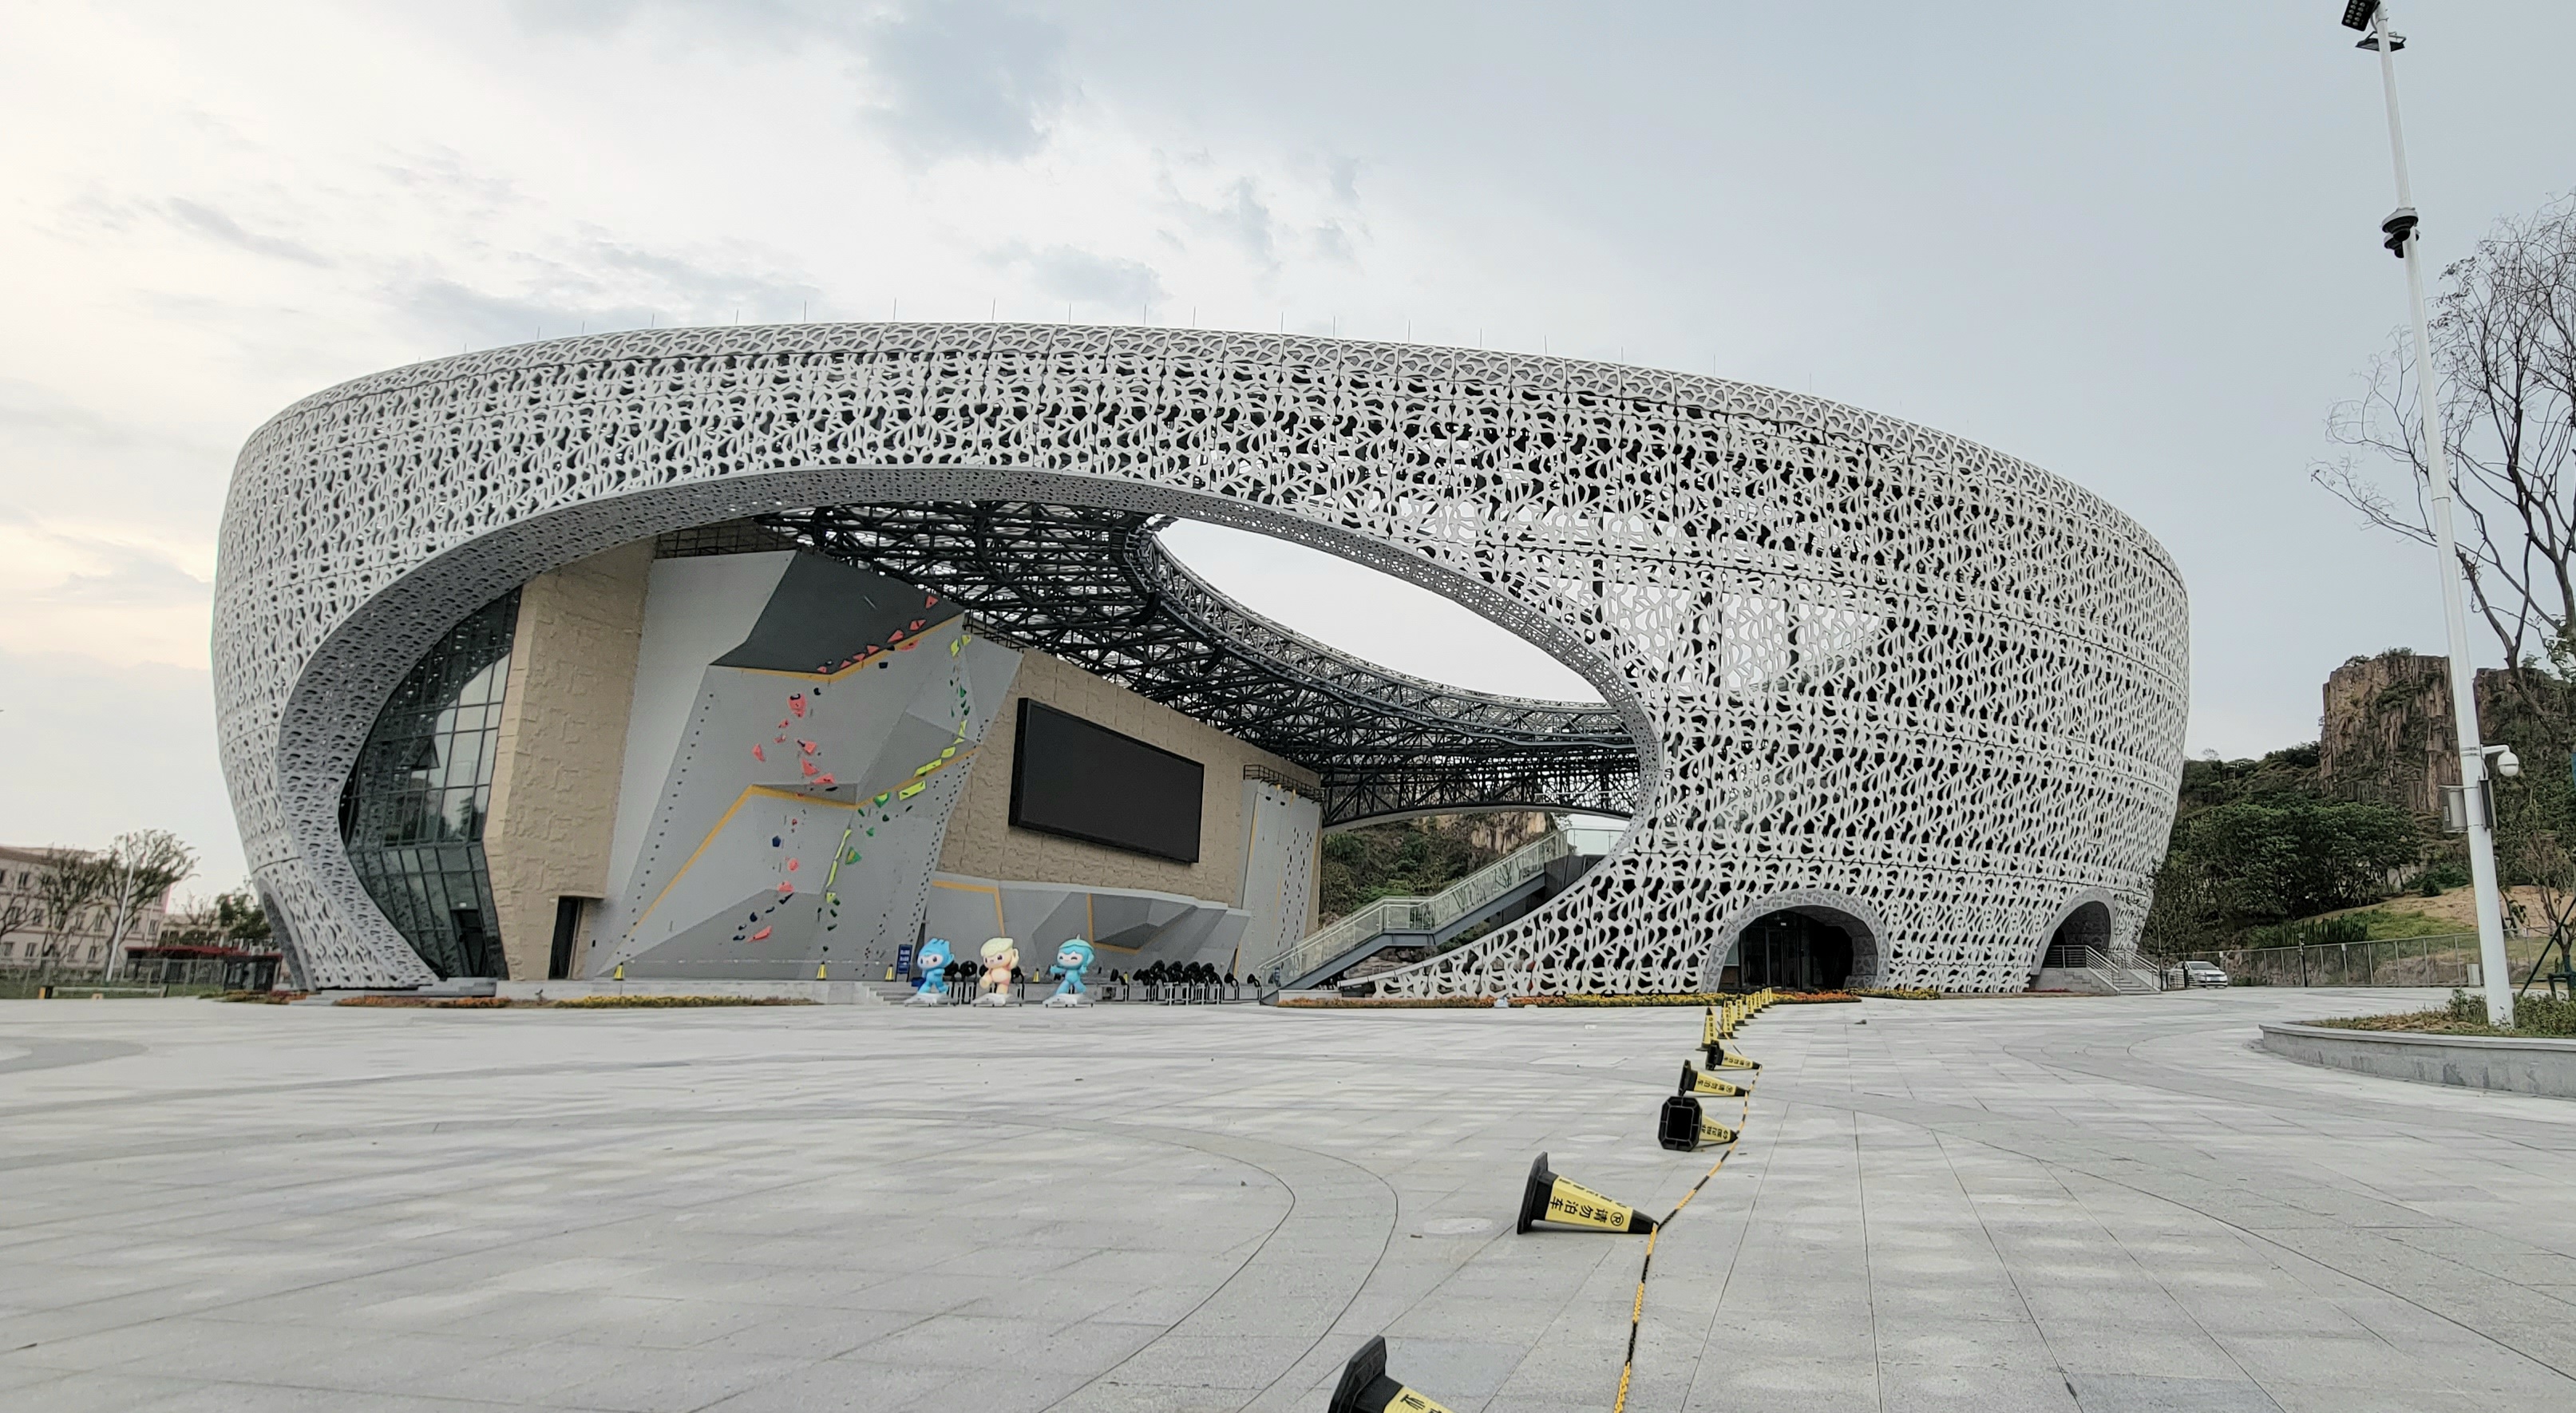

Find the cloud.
[
  {"left": 390, "top": 239, "right": 825, "bottom": 346},
  {"left": 0, "top": 514, "right": 213, "bottom": 670},
  {"left": 989, "top": 243, "right": 1165, "bottom": 313},
  {"left": 161, "top": 198, "right": 332, "bottom": 267},
  {"left": 509, "top": 0, "right": 1070, "bottom": 164},
  {"left": 854, "top": 2, "right": 1069, "bottom": 164},
  {"left": 1157, "top": 164, "right": 1279, "bottom": 269}
]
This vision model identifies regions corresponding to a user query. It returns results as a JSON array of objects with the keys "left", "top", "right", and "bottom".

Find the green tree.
[{"left": 2181, "top": 800, "right": 2420, "bottom": 924}]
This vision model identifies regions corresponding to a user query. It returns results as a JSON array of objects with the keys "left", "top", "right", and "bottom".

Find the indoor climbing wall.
[{"left": 598, "top": 551, "right": 1022, "bottom": 980}]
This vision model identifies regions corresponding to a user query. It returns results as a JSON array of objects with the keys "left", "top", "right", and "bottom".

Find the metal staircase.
[{"left": 1256, "top": 829, "right": 1575, "bottom": 991}]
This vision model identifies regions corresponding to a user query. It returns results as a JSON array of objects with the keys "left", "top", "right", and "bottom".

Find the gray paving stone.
[{"left": 2, "top": 988, "right": 2572, "bottom": 1412}]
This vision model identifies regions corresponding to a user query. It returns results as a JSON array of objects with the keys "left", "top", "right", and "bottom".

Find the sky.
[{"left": 3, "top": 0, "right": 2571, "bottom": 893}]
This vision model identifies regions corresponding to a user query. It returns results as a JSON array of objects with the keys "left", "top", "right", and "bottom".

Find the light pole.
[{"left": 2339, "top": 0, "right": 2514, "bottom": 1025}]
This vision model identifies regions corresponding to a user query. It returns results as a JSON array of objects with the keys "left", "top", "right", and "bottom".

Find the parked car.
[{"left": 2164, "top": 960, "right": 2230, "bottom": 989}]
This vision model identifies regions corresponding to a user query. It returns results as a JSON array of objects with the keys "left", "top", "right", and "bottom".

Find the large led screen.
[{"left": 1007, "top": 699, "right": 1205, "bottom": 862}]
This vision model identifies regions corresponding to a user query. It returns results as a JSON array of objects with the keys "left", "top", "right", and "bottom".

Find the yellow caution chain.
[{"left": 1611, "top": 995, "right": 1771, "bottom": 1413}]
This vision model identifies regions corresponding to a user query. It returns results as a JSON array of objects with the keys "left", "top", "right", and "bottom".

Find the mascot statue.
[
  {"left": 1044, "top": 939, "right": 1096, "bottom": 1007},
  {"left": 905, "top": 938, "right": 954, "bottom": 1006},
  {"left": 973, "top": 937, "right": 1019, "bottom": 1006}
]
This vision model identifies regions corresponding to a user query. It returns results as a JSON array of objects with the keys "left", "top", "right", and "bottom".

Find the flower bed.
[
  {"left": 327, "top": 994, "right": 820, "bottom": 1010},
  {"left": 2309, "top": 991, "right": 2575, "bottom": 1039},
  {"left": 1280, "top": 990, "right": 1845, "bottom": 1010},
  {"left": 546, "top": 995, "right": 818, "bottom": 1008}
]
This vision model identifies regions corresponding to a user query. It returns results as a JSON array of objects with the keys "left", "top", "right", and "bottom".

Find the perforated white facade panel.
[{"left": 215, "top": 323, "right": 2186, "bottom": 993}]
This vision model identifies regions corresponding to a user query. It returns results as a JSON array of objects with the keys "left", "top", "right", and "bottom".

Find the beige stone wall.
[
  {"left": 485, "top": 541, "right": 654, "bottom": 980},
  {"left": 937, "top": 647, "right": 1320, "bottom": 907}
]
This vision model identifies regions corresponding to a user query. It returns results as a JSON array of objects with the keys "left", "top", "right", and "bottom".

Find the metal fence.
[{"left": 2174, "top": 932, "right": 2555, "bottom": 988}]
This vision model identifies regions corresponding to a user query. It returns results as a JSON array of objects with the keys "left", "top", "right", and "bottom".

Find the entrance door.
[{"left": 1736, "top": 910, "right": 1855, "bottom": 990}]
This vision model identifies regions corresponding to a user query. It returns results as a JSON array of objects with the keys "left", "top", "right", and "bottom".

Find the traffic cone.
[
  {"left": 1679, "top": 1062, "right": 1751, "bottom": 1098},
  {"left": 1328, "top": 1336, "right": 1456, "bottom": 1413},
  {"left": 1516, "top": 1154, "right": 1656, "bottom": 1234},
  {"left": 1657, "top": 1093, "right": 1739, "bottom": 1151},
  {"left": 1702, "top": 1037, "right": 1760, "bottom": 1071}
]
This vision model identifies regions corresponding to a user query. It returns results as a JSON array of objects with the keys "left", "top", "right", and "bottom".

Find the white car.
[{"left": 2169, "top": 961, "right": 2230, "bottom": 989}]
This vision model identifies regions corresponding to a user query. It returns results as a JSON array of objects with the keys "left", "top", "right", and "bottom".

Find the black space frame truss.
[{"left": 721, "top": 503, "right": 1640, "bottom": 828}]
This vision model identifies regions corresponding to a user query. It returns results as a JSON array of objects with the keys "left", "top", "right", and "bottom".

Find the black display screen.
[{"left": 1007, "top": 699, "right": 1205, "bottom": 863}]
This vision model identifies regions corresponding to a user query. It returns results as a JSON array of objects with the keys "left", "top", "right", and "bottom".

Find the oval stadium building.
[{"left": 213, "top": 324, "right": 2189, "bottom": 996}]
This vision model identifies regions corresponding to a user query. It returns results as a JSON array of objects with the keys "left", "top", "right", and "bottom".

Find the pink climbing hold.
[
  {"left": 801, "top": 759, "right": 819, "bottom": 778},
  {"left": 752, "top": 743, "right": 766, "bottom": 762},
  {"left": 749, "top": 925, "right": 773, "bottom": 942},
  {"left": 785, "top": 858, "right": 800, "bottom": 872},
  {"left": 789, "top": 694, "right": 807, "bottom": 718},
  {"left": 799, "top": 739, "right": 818, "bottom": 754},
  {"left": 776, "top": 881, "right": 794, "bottom": 896},
  {"left": 815, "top": 774, "right": 835, "bottom": 786}
]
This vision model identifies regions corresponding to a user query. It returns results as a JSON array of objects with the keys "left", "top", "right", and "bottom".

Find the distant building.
[{"left": 0, "top": 845, "right": 170, "bottom": 970}]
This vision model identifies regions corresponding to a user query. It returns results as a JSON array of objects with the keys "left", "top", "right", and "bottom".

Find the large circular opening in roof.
[{"left": 1157, "top": 520, "right": 1605, "bottom": 704}]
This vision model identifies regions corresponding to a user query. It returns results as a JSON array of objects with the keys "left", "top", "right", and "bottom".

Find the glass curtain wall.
[{"left": 337, "top": 591, "right": 521, "bottom": 978}]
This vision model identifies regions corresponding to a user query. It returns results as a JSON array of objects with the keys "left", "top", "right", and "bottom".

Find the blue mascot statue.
[
  {"left": 1044, "top": 938, "right": 1096, "bottom": 1007},
  {"left": 906, "top": 938, "right": 955, "bottom": 1006}
]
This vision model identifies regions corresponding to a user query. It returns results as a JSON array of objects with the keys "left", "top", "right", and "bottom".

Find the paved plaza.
[{"left": 2, "top": 988, "right": 2572, "bottom": 1412}]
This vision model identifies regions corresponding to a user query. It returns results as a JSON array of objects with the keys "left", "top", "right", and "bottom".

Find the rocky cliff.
[{"left": 2317, "top": 650, "right": 2526, "bottom": 813}]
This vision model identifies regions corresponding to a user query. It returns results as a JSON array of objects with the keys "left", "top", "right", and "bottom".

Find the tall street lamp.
[{"left": 2339, "top": 0, "right": 2514, "bottom": 1025}]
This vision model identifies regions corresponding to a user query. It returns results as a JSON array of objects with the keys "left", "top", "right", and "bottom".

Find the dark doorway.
[
  {"left": 548, "top": 896, "right": 584, "bottom": 980},
  {"left": 1735, "top": 910, "right": 1857, "bottom": 990},
  {"left": 2042, "top": 900, "right": 2112, "bottom": 969}
]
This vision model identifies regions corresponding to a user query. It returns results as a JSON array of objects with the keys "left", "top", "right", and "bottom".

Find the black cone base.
[
  {"left": 1516, "top": 1154, "right": 1555, "bottom": 1234},
  {"left": 1659, "top": 1094, "right": 1703, "bottom": 1151}
]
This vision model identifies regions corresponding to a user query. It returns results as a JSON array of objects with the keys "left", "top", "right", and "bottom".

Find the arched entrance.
[
  {"left": 2040, "top": 898, "right": 2113, "bottom": 971},
  {"left": 1707, "top": 894, "right": 1883, "bottom": 991},
  {"left": 1734, "top": 911, "right": 1854, "bottom": 989}
]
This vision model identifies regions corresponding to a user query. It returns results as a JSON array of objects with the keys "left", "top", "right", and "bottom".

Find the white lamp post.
[{"left": 2341, "top": 0, "right": 2514, "bottom": 1025}]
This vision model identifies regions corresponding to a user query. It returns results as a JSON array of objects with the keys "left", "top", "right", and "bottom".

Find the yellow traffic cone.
[
  {"left": 1517, "top": 1154, "right": 1656, "bottom": 1234},
  {"left": 1679, "top": 1062, "right": 1751, "bottom": 1098},
  {"left": 1658, "top": 1093, "right": 1739, "bottom": 1150},
  {"left": 1328, "top": 1336, "right": 1456, "bottom": 1413}
]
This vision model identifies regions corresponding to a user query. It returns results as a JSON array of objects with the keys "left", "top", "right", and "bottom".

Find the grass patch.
[
  {"left": 2308, "top": 991, "right": 2576, "bottom": 1038},
  {"left": 2325, "top": 908, "right": 2471, "bottom": 942}
]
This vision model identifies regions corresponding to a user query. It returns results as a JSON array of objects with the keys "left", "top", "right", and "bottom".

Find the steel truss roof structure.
[{"left": 722, "top": 502, "right": 1639, "bottom": 828}]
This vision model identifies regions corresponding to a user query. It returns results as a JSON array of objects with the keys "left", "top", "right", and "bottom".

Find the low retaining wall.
[{"left": 2258, "top": 1023, "right": 2576, "bottom": 1099}]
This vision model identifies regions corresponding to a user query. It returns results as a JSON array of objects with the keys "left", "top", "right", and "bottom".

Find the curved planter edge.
[{"left": 2257, "top": 1022, "right": 2576, "bottom": 1101}]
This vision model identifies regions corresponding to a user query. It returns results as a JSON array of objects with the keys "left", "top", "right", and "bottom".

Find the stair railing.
[{"left": 1259, "top": 829, "right": 1572, "bottom": 987}]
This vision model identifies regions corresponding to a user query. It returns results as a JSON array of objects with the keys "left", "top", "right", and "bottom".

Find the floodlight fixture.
[{"left": 2340, "top": 0, "right": 2377, "bottom": 30}]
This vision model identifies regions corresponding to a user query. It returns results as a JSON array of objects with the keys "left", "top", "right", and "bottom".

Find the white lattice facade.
[{"left": 214, "top": 323, "right": 2187, "bottom": 994}]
